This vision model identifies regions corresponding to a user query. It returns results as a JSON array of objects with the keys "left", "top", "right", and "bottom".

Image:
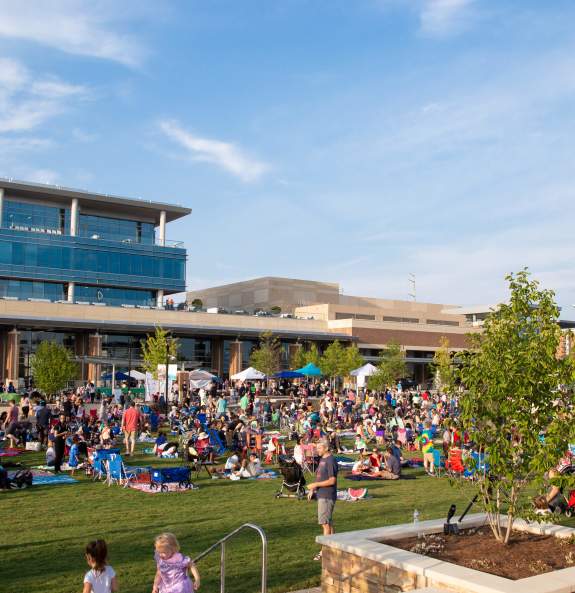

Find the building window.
[
  {"left": 79, "top": 214, "right": 155, "bottom": 244},
  {"left": 381, "top": 316, "right": 420, "bottom": 324},
  {"left": 335, "top": 312, "right": 376, "bottom": 320},
  {"left": 426, "top": 319, "right": 459, "bottom": 326},
  {"left": 3, "top": 199, "right": 69, "bottom": 234},
  {"left": 75, "top": 285, "right": 156, "bottom": 307},
  {"left": 0, "top": 278, "right": 65, "bottom": 301}
]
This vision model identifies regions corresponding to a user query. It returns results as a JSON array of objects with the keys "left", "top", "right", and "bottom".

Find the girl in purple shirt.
[{"left": 152, "top": 533, "right": 200, "bottom": 593}]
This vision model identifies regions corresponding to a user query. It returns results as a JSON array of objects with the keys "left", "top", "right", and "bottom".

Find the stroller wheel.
[
  {"left": 566, "top": 508, "right": 573, "bottom": 518},
  {"left": 275, "top": 492, "right": 281, "bottom": 498},
  {"left": 161, "top": 484, "right": 168, "bottom": 492}
]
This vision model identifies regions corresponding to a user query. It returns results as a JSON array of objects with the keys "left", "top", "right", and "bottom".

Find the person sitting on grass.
[
  {"left": 82, "top": 539, "right": 117, "bottom": 593},
  {"left": 379, "top": 446, "right": 401, "bottom": 480},
  {"left": 231, "top": 453, "right": 263, "bottom": 479}
]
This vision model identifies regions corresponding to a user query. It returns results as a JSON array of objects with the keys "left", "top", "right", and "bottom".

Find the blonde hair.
[{"left": 155, "top": 533, "right": 180, "bottom": 555}]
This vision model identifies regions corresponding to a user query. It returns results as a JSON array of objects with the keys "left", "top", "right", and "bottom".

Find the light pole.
[{"left": 164, "top": 335, "right": 175, "bottom": 416}]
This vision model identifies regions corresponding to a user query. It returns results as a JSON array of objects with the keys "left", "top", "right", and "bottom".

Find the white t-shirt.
[{"left": 84, "top": 566, "right": 116, "bottom": 593}]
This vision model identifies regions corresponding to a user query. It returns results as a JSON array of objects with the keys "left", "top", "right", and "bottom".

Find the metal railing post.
[
  {"left": 220, "top": 542, "right": 226, "bottom": 593},
  {"left": 192, "top": 523, "right": 267, "bottom": 593}
]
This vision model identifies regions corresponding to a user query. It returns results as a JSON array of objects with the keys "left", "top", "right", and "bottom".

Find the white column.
[
  {"left": 67, "top": 282, "right": 75, "bottom": 303},
  {"left": 156, "top": 289, "right": 164, "bottom": 308},
  {"left": 0, "top": 187, "right": 4, "bottom": 228},
  {"left": 159, "top": 210, "right": 166, "bottom": 246},
  {"left": 70, "top": 198, "right": 79, "bottom": 236}
]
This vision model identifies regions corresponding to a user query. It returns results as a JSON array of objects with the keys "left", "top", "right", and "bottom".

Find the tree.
[
  {"left": 343, "top": 344, "right": 364, "bottom": 377},
  {"left": 305, "top": 343, "right": 322, "bottom": 367},
  {"left": 141, "top": 326, "right": 179, "bottom": 379},
  {"left": 431, "top": 336, "right": 456, "bottom": 393},
  {"left": 191, "top": 298, "right": 203, "bottom": 308},
  {"left": 320, "top": 341, "right": 344, "bottom": 385},
  {"left": 456, "top": 270, "right": 575, "bottom": 544},
  {"left": 31, "top": 341, "right": 78, "bottom": 396},
  {"left": 250, "top": 331, "right": 281, "bottom": 378},
  {"left": 367, "top": 341, "right": 406, "bottom": 391},
  {"left": 270, "top": 305, "right": 282, "bottom": 315},
  {"left": 290, "top": 344, "right": 307, "bottom": 369}
]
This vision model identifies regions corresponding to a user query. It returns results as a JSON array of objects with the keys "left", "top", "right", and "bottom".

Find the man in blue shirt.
[{"left": 307, "top": 438, "right": 338, "bottom": 561}]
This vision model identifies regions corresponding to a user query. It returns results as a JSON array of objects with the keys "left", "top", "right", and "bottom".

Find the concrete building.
[{"left": 188, "top": 277, "right": 480, "bottom": 383}]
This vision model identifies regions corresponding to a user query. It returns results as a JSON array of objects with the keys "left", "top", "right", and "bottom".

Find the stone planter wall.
[{"left": 317, "top": 513, "right": 575, "bottom": 593}]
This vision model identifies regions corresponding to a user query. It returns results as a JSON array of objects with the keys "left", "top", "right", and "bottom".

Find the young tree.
[
  {"left": 342, "top": 344, "right": 364, "bottom": 377},
  {"left": 367, "top": 341, "right": 406, "bottom": 391},
  {"left": 31, "top": 341, "right": 78, "bottom": 396},
  {"left": 456, "top": 270, "right": 575, "bottom": 544},
  {"left": 250, "top": 331, "right": 281, "bottom": 377},
  {"left": 431, "top": 336, "right": 455, "bottom": 393},
  {"left": 141, "top": 326, "right": 179, "bottom": 379},
  {"left": 305, "top": 343, "right": 322, "bottom": 367},
  {"left": 320, "top": 340, "right": 344, "bottom": 384},
  {"left": 190, "top": 298, "right": 203, "bottom": 309},
  {"left": 290, "top": 344, "right": 308, "bottom": 369}
]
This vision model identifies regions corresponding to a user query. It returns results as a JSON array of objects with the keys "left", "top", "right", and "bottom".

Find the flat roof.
[{"left": 0, "top": 178, "right": 191, "bottom": 224}]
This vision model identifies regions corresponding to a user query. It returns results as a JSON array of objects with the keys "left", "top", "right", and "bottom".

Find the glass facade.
[
  {"left": 0, "top": 230, "right": 186, "bottom": 292},
  {"left": 3, "top": 199, "right": 70, "bottom": 234},
  {"left": 75, "top": 286, "right": 155, "bottom": 307},
  {"left": 79, "top": 214, "right": 155, "bottom": 244},
  {"left": 0, "top": 278, "right": 65, "bottom": 301},
  {"left": 179, "top": 338, "right": 212, "bottom": 369}
]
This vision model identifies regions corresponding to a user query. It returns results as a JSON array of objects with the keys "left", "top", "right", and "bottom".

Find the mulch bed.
[{"left": 387, "top": 526, "right": 575, "bottom": 580}]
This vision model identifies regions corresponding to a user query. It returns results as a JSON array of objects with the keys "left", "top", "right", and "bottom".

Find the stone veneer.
[{"left": 317, "top": 513, "right": 575, "bottom": 593}]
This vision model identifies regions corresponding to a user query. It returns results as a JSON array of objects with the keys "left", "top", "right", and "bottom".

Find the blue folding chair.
[
  {"left": 207, "top": 428, "right": 227, "bottom": 455},
  {"left": 105, "top": 454, "right": 136, "bottom": 488}
]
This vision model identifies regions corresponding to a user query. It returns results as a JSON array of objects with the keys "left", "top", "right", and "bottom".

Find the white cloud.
[
  {"left": 25, "top": 168, "right": 59, "bottom": 185},
  {"left": 419, "top": 0, "right": 475, "bottom": 36},
  {"left": 0, "top": 0, "right": 145, "bottom": 67},
  {"left": 0, "top": 57, "right": 89, "bottom": 133},
  {"left": 159, "top": 120, "right": 269, "bottom": 182}
]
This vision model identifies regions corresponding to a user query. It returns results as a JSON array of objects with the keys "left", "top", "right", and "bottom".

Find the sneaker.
[{"left": 313, "top": 552, "right": 322, "bottom": 561}]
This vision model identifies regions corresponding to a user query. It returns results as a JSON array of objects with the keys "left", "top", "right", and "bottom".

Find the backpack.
[{"left": 10, "top": 469, "right": 33, "bottom": 489}]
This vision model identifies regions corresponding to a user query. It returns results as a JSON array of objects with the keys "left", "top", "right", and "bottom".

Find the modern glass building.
[{"left": 0, "top": 178, "right": 190, "bottom": 307}]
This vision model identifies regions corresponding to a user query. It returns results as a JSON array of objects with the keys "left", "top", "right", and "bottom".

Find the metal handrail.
[{"left": 192, "top": 523, "right": 267, "bottom": 593}]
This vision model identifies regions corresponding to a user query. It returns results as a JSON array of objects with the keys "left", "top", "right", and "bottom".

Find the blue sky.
[{"left": 1, "top": 0, "right": 574, "bottom": 312}]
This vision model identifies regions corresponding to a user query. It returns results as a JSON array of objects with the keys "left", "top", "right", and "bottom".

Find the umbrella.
[
  {"left": 350, "top": 363, "right": 378, "bottom": 377},
  {"left": 295, "top": 362, "right": 323, "bottom": 376},
  {"left": 231, "top": 367, "right": 266, "bottom": 381},
  {"left": 273, "top": 370, "right": 305, "bottom": 379}
]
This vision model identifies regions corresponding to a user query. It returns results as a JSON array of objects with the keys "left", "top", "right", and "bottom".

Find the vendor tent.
[
  {"left": 127, "top": 370, "right": 146, "bottom": 380},
  {"left": 295, "top": 362, "right": 322, "bottom": 376},
  {"left": 350, "top": 362, "right": 378, "bottom": 388},
  {"left": 231, "top": 367, "right": 266, "bottom": 381},
  {"left": 188, "top": 369, "right": 216, "bottom": 390},
  {"left": 101, "top": 371, "right": 131, "bottom": 381},
  {"left": 273, "top": 370, "right": 305, "bottom": 379}
]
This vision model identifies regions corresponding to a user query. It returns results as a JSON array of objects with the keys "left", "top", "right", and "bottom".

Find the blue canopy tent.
[
  {"left": 101, "top": 371, "right": 131, "bottom": 381},
  {"left": 273, "top": 370, "right": 305, "bottom": 379},
  {"left": 295, "top": 363, "right": 323, "bottom": 377}
]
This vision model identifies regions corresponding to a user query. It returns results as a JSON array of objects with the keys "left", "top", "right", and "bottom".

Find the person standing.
[
  {"left": 121, "top": 401, "right": 140, "bottom": 456},
  {"left": 52, "top": 413, "right": 69, "bottom": 473},
  {"left": 36, "top": 400, "right": 51, "bottom": 447},
  {"left": 307, "top": 438, "right": 338, "bottom": 561}
]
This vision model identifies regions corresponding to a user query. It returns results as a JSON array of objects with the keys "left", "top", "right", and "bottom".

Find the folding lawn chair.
[
  {"left": 105, "top": 454, "right": 136, "bottom": 488},
  {"left": 301, "top": 444, "right": 318, "bottom": 474},
  {"left": 207, "top": 428, "right": 227, "bottom": 456}
]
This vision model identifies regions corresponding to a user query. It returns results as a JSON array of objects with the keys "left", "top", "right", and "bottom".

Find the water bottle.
[{"left": 413, "top": 509, "right": 422, "bottom": 538}]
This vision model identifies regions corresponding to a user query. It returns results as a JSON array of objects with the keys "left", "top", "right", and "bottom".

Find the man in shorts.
[
  {"left": 307, "top": 438, "right": 338, "bottom": 561},
  {"left": 121, "top": 401, "right": 140, "bottom": 456}
]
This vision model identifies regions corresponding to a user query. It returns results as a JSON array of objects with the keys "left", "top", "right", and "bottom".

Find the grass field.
[{"left": 0, "top": 446, "right": 512, "bottom": 593}]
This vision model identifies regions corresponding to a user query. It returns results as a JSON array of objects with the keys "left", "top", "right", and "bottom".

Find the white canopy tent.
[
  {"left": 350, "top": 363, "right": 378, "bottom": 388},
  {"left": 188, "top": 369, "right": 216, "bottom": 389},
  {"left": 231, "top": 367, "right": 266, "bottom": 381},
  {"left": 127, "top": 370, "right": 146, "bottom": 380}
]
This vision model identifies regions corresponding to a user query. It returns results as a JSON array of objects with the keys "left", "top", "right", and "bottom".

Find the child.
[
  {"left": 153, "top": 533, "right": 200, "bottom": 593},
  {"left": 83, "top": 539, "right": 117, "bottom": 593}
]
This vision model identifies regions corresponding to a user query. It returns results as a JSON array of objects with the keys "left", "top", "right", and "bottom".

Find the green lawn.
[{"left": 0, "top": 448, "right": 503, "bottom": 593}]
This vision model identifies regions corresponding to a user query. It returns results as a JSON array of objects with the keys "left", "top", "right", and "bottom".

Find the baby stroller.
[{"left": 275, "top": 455, "right": 306, "bottom": 499}]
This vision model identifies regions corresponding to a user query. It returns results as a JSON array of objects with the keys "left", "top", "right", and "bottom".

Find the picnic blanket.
[
  {"left": 8, "top": 469, "right": 78, "bottom": 486},
  {"left": 345, "top": 473, "right": 387, "bottom": 481},
  {"left": 0, "top": 448, "right": 25, "bottom": 457}
]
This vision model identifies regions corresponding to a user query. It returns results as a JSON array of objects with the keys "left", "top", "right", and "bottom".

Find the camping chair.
[
  {"left": 301, "top": 444, "right": 318, "bottom": 474},
  {"left": 432, "top": 448, "right": 445, "bottom": 477},
  {"left": 247, "top": 434, "right": 263, "bottom": 458},
  {"left": 445, "top": 448, "right": 465, "bottom": 476},
  {"left": 397, "top": 428, "right": 407, "bottom": 446},
  {"left": 105, "top": 454, "right": 136, "bottom": 488},
  {"left": 207, "top": 428, "right": 227, "bottom": 456},
  {"left": 89, "top": 409, "right": 98, "bottom": 421}
]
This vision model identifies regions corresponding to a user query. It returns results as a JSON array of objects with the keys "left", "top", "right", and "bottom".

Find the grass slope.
[{"left": 2, "top": 448, "right": 481, "bottom": 593}]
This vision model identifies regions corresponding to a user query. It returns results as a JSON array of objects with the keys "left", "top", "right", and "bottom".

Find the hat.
[{"left": 197, "top": 432, "right": 209, "bottom": 440}]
